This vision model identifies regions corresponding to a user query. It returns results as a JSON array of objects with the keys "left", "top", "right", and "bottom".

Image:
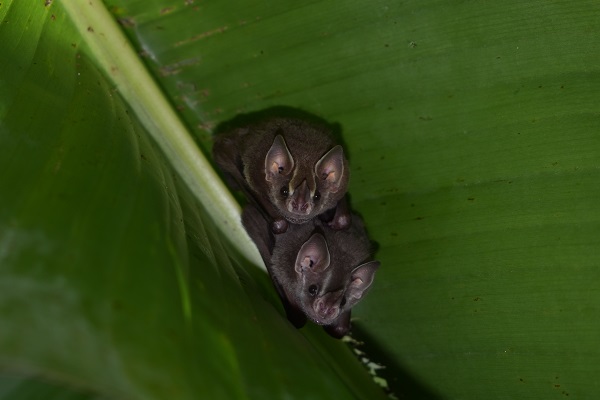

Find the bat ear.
[
  {"left": 295, "top": 233, "right": 331, "bottom": 274},
  {"left": 346, "top": 261, "right": 379, "bottom": 303},
  {"left": 315, "top": 145, "right": 345, "bottom": 193},
  {"left": 265, "top": 135, "right": 294, "bottom": 182}
]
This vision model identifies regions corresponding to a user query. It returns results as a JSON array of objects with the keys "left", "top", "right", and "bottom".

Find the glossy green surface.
[
  {"left": 0, "top": 1, "right": 385, "bottom": 399},
  {"left": 2, "top": 0, "right": 599, "bottom": 398}
]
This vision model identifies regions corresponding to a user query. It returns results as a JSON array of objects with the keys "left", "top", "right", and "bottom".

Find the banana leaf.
[{"left": 1, "top": 0, "right": 599, "bottom": 399}]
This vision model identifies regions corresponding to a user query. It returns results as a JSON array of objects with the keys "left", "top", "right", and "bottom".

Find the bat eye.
[
  {"left": 308, "top": 285, "right": 318, "bottom": 296},
  {"left": 280, "top": 186, "right": 289, "bottom": 198},
  {"left": 313, "top": 190, "right": 321, "bottom": 201},
  {"left": 340, "top": 297, "right": 347, "bottom": 307}
]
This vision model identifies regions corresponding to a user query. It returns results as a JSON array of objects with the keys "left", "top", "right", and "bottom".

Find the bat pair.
[{"left": 213, "top": 117, "right": 379, "bottom": 338}]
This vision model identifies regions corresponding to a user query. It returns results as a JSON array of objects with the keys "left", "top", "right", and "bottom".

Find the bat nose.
[
  {"left": 315, "top": 298, "right": 339, "bottom": 321},
  {"left": 289, "top": 180, "right": 312, "bottom": 214},
  {"left": 291, "top": 201, "right": 310, "bottom": 212}
]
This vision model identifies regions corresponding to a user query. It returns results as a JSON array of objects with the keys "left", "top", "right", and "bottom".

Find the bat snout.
[
  {"left": 290, "top": 200, "right": 311, "bottom": 213},
  {"left": 287, "top": 179, "right": 313, "bottom": 215},
  {"left": 313, "top": 298, "right": 340, "bottom": 323}
]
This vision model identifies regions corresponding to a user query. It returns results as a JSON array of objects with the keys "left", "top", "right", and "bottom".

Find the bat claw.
[
  {"left": 328, "top": 213, "right": 351, "bottom": 230},
  {"left": 272, "top": 219, "right": 289, "bottom": 234}
]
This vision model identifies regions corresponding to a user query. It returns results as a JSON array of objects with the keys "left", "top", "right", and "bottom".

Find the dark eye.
[
  {"left": 313, "top": 190, "right": 321, "bottom": 201},
  {"left": 280, "top": 186, "right": 289, "bottom": 198},
  {"left": 308, "top": 285, "right": 318, "bottom": 296},
  {"left": 340, "top": 297, "right": 347, "bottom": 307}
]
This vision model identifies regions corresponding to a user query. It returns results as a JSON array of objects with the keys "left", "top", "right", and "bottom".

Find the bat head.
[
  {"left": 291, "top": 232, "right": 379, "bottom": 326},
  {"left": 264, "top": 135, "right": 347, "bottom": 224}
]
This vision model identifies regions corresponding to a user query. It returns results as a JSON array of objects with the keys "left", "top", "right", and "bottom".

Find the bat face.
[
  {"left": 241, "top": 193, "right": 379, "bottom": 338},
  {"left": 291, "top": 232, "right": 379, "bottom": 326},
  {"left": 264, "top": 134, "right": 346, "bottom": 225},
  {"left": 214, "top": 117, "right": 350, "bottom": 232},
  {"left": 265, "top": 214, "right": 379, "bottom": 335}
]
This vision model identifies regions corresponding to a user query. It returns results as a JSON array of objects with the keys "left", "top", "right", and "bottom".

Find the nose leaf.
[
  {"left": 315, "top": 298, "right": 339, "bottom": 321},
  {"left": 289, "top": 180, "right": 312, "bottom": 214}
]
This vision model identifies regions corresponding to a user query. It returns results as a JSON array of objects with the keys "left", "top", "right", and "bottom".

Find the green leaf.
[
  {"left": 3, "top": 0, "right": 600, "bottom": 399},
  {"left": 0, "top": 1, "right": 385, "bottom": 399},
  {"left": 106, "top": 0, "right": 600, "bottom": 398}
]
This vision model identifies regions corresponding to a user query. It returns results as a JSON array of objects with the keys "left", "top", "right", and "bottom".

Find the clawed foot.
[
  {"left": 328, "top": 212, "right": 351, "bottom": 230},
  {"left": 272, "top": 218, "right": 289, "bottom": 234}
]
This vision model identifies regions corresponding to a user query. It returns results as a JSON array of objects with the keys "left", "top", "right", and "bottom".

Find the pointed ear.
[
  {"left": 346, "top": 261, "right": 379, "bottom": 302},
  {"left": 315, "top": 145, "right": 345, "bottom": 193},
  {"left": 265, "top": 135, "right": 294, "bottom": 182},
  {"left": 294, "top": 233, "right": 330, "bottom": 274}
]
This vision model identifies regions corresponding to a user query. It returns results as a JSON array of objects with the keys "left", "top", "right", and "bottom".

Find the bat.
[
  {"left": 213, "top": 117, "right": 351, "bottom": 234},
  {"left": 242, "top": 204, "right": 379, "bottom": 338}
]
